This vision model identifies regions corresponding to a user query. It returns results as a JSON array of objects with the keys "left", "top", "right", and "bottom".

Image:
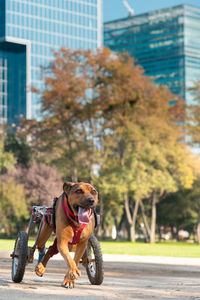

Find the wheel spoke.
[
  {"left": 88, "top": 262, "right": 96, "bottom": 276},
  {"left": 13, "top": 257, "right": 19, "bottom": 275}
]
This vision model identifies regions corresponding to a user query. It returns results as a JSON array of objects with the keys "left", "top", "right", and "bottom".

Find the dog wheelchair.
[{"left": 11, "top": 205, "right": 104, "bottom": 285}]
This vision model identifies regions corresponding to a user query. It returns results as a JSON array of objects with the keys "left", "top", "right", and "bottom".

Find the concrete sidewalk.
[
  {"left": 103, "top": 254, "right": 200, "bottom": 266},
  {"left": 1, "top": 250, "right": 200, "bottom": 266}
]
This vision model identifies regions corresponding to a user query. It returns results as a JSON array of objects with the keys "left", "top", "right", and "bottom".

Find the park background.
[
  {"left": 1, "top": 47, "right": 200, "bottom": 251},
  {"left": 1, "top": 0, "right": 200, "bottom": 257}
]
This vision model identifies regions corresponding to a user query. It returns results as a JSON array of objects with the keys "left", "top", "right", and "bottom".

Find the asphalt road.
[{"left": 1, "top": 252, "right": 200, "bottom": 300}]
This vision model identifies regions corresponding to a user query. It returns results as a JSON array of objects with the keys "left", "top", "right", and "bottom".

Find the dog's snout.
[{"left": 87, "top": 197, "right": 95, "bottom": 206}]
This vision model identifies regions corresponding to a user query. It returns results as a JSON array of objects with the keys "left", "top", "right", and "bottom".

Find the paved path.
[{"left": 0, "top": 252, "right": 200, "bottom": 299}]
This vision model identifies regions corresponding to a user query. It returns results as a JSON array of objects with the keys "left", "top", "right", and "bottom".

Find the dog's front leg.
[
  {"left": 74, "top": 240, "right": 88, "bottom": 267},
  {"left": 57, "top": 238, "right": 81, "bottom": 288}
]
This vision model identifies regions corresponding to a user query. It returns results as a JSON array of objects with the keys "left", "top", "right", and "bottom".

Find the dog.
[{"left": 35, "top": 181, "right": 98, "bottom": 288}]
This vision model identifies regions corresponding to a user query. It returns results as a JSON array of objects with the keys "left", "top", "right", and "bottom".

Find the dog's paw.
[
  {"left": 61, "top": 268, "right": 81, "bottom": 289},
  {"left": 69, "top": 267, "right": 81, "bottom": 280},
  {"left": 61, "top": 278, "right": 75, "bottom": 289},
  {"left": 35, "top": 262, "right": 46, "bottom": 277}
]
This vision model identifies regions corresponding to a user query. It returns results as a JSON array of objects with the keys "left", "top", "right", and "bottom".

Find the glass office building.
[
  {"left": 104, "top": 5, "right": 200, "bottom": 105},
  {"left": 0, "top": 0, "right": 102, "bottom": 125}
]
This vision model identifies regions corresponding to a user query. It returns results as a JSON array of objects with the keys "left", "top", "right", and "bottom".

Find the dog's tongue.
[{"left": 78, "top": 207, "right": 90, "bottom": 224}]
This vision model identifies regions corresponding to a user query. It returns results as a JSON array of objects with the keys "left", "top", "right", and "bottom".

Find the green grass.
[
  {"left": 0, "top": 239, "right": 53, "bottom": 252},
  {"left": 100, "top": 241, "right": 200, "bottom": 258},
  {"left": 1, "top": 239, "right": 200, "bottom": 258}
]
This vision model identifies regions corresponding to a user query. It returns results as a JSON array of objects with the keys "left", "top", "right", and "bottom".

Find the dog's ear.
[{"left": 63, "top": 182, "right": 75, "bottom": 194}]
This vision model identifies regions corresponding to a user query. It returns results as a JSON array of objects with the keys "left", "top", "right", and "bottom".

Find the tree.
[
  {"left": 0, "top": 178, "right": 29, "bottom": 235},
  {"left": 4, "top": 131, "right": 31, "bottom": 167},
  {"left": 0, "top": 129, "right": 23, "bottom": 235},
  {"left": 187, "top": 81, "right": 200, "bottom": 145},
  {"left": 94, "top": 176, "right": 124, "bottom": 239},
  {"left": 0, "top": 133, "right": 16, "bottom": 174},
  {"left": 88, "top": 49, "right": 198, "bottom": 242},
  {"left": 158, "top": 181, "right": 200, "bottom": 243},
  {"left": 18, "top": 48, "right": 199, "bottom": 242},
  {"left": 10, "top": 160, "right": 63, "bottom": 206},
  {"left": 98, "top": 132, "right": 199, "bottom": 242},
  {"left": 20, "top": 48, "right": 99, "bottom": 181}
]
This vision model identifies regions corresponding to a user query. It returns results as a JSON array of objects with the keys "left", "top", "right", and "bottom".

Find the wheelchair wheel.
[
  {"left": 84, "top": 235, "right": 104, "bottom": 285},
  {"left": 11, "top": 231, "right": 28, "bottom": 283}
]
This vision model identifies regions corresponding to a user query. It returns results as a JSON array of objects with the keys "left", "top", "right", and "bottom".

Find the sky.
[{"left": 103, "top": 0, "right": 200, "bottom": 23}]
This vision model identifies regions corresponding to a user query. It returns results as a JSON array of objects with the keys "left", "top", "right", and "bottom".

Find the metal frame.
[{"left": 26, "top": 206, "right": 50, "bottom": 263}]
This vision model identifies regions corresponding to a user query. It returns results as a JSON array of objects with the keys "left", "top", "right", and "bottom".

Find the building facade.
[
  {"left": 0, "top": 0, "right": 102, "bottom": 125},
  {"left": 104, "top": 5, "right": 200, "bottom": 105}
]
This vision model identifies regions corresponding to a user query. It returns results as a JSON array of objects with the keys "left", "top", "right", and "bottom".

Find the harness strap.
[
  {"left": 63, "top": 193, "right": 78, "bottom": 220},
  {"left": 52, "top": 197, "right": 58, "bottom": 230},
  {"left": 61, "top": 194, "right": 71, "bottom": 221},
  {"left": 44, "top": 213, "right": 52, "bottom": 227},
  {"left": 93, "top": 209, "right": 98, "bottom": 228},
  {"left": 69, "top": 222, "right": 87, "bottom": 245},
  {"left": 61, "top": 193, "right": 87, "bottom": 245}
]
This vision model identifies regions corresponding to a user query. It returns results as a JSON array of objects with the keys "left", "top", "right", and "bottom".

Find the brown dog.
[{"left": 35, "top": 181, "right": 98, "bottom": 288}]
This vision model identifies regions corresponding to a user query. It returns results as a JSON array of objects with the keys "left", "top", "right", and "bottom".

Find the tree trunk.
[
  {"left": 127, "top": 224, "right": 135, "bottom": 242},
  {"left": 96, "top": 196, "right": 104, "bottom": 239},
  {"left": 124, "top": 192, "right": 132, "bottom": 241},
  {"left": 131, "top": 198, "right": 139, "bottom": 241},
  {"left": 171, "top": 226, "right": 177, "bottom": 241},
  {"left": 139, "top": 222, "right": 149, "bottom": 242},
  {"left": 150, "top": 191, "right": 157, "bottom": 244},
  {"left": 139, "top": 199, "right": 151, "bottom": 241},
  {"left": 196, "top": 218, "right": 200, "bottom": 244},
  {"left": 124, "top": 193, "right": 139, "bottom": 242},
  {"left": 158, "top": 226, "right": 162, "bottom": 242},
  {"left": 70, "top": 165, "right": 78, "bottom": 182}
]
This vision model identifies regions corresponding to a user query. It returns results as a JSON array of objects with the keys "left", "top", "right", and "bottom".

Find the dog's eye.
[
  {"left": 91, "top": 190, "right": 97, "bottom": 195},
  {"left": 76, "top": 189, "right": 83, "bottom": 194}
]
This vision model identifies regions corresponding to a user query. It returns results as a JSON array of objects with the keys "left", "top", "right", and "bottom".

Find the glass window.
[
  {"left": 61, "top": 11, "right": 65, "bottom": 22},
  {"left": 2, "top": 0, "right": 101, "bottom": 122},
  {"left": 7, "top": 13, "right": 11, "bottom": 23},
  {"left": 7, "top": 26, "right": 10, "bottom": 35}
]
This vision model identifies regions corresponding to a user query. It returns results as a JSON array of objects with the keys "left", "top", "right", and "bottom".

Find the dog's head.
[{"left": 63, "top": 181, "right": 98, "bottom": 224}]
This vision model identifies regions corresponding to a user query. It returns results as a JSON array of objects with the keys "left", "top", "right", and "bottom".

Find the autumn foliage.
[{"left": 16, "top": 48, "right": 200, "bottom": 242}]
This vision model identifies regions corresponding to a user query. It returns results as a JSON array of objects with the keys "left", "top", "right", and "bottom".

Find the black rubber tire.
[
  {"left": 85, "top": 235, "right": 104, "bottom": 285},
  {"left": 12, "top": 231, "right": 28, "bottom": 283}
]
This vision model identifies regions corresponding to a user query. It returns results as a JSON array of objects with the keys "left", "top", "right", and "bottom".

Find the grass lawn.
[
  {"left": 0, "top": 239, "right": 53, "bottom": 252},
  {"left": 0, "top": 239, "right": 200, "bottom": 258},
  {"left": 100, "top": 241, "right": 200, "bottom": 258}
]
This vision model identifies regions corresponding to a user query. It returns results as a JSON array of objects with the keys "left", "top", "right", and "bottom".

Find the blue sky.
[{"left": 103, "top": 0, "right": 200, "bottom": 22}]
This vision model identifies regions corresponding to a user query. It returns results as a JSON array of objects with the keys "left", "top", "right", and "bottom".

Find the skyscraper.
[
  {"left": 0, "top": 0, "right": 102, "bottom": 125},
  {"left": 104, "top": 5, "right": 200, "bottom": 106}
]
